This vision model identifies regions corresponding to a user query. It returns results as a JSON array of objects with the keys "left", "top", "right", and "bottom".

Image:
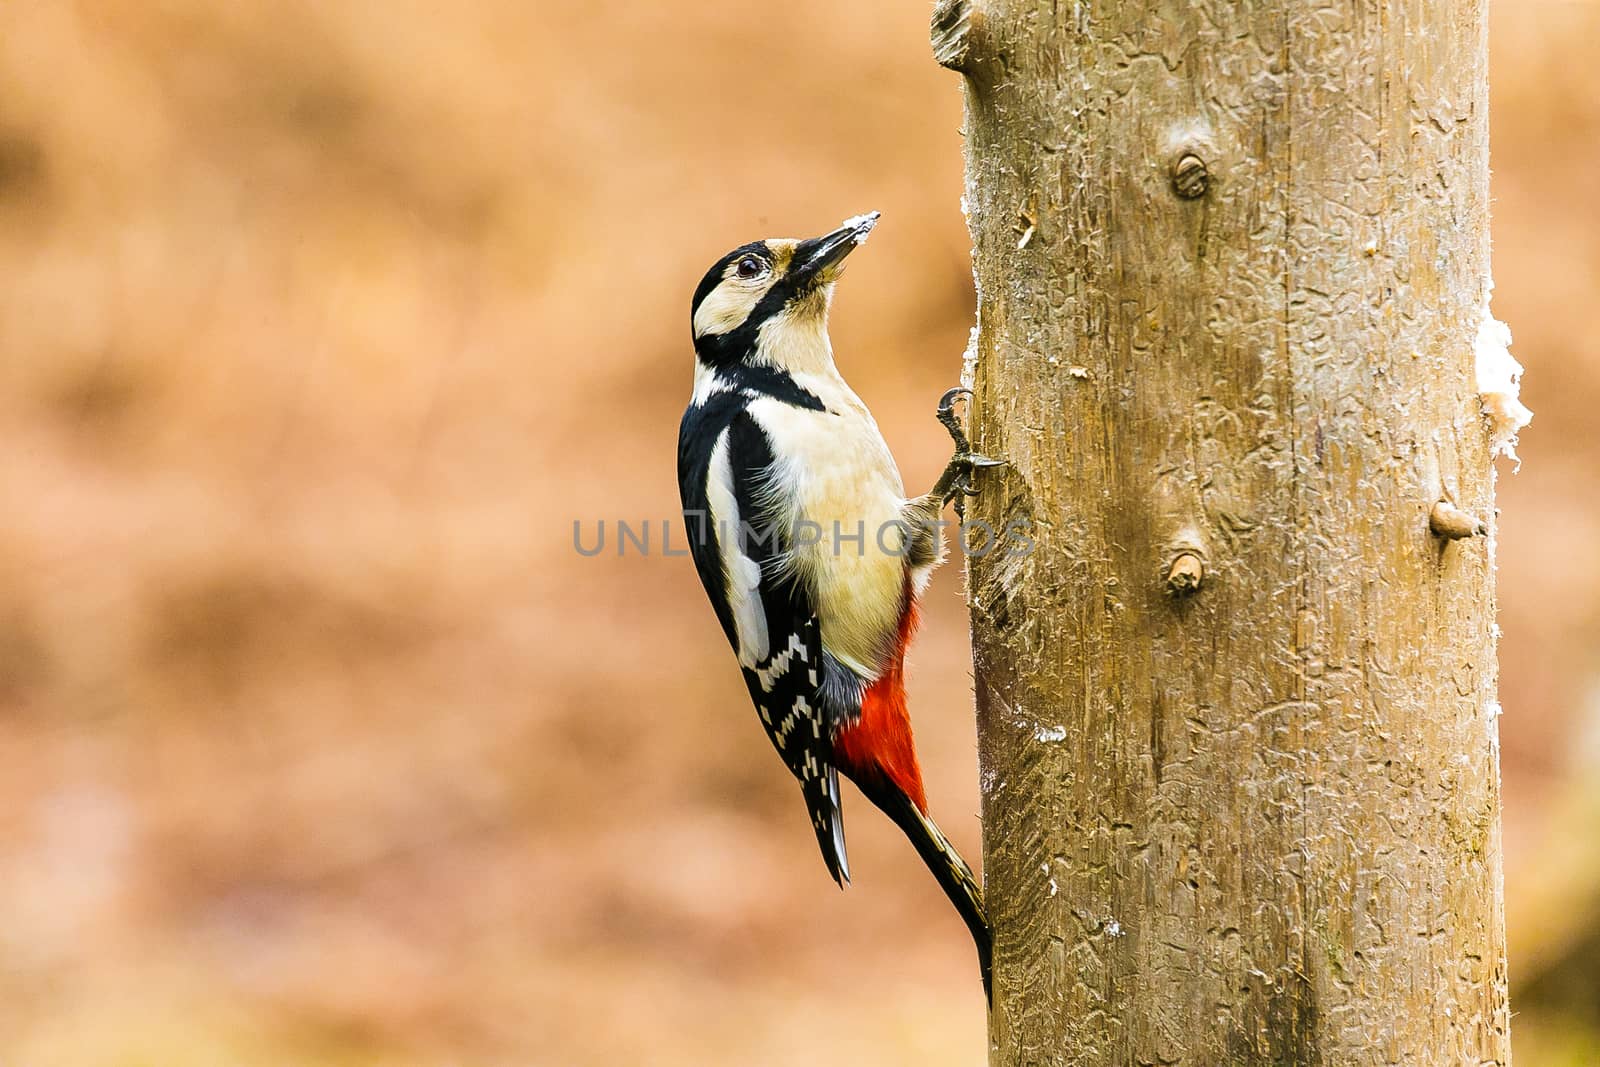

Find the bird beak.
[{"left": 793, "top": 211, "right": 880, "bottom": 284}]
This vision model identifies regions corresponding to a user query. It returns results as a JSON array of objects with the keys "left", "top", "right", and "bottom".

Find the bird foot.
[{"left": 932, "top": 388, "right": 1005, "bottom": 518}]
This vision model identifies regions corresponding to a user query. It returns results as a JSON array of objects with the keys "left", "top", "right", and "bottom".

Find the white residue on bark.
[
  {"left": 961, "top": 321, "right": 980, "bottom": 392},
  {"left": 1474, "top": 305, "right": 1532, "bottom": 466},
  {"left": 960, "top": 178, "right": 981, "bottom": 392}
]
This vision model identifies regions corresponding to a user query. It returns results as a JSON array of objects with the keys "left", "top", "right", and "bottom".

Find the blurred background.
[{"left": 0, "top": 2, "right": 1594, "bottom": 1064}]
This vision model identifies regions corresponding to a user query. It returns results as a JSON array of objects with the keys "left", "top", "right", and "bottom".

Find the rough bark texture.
[{"left": 934, "top": 1, "right": 1512, "bottom": 1063}]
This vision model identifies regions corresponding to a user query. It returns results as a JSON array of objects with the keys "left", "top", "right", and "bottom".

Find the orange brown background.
[{"left": 0, "top": 2, "right": 1595, "bottom": 1063}]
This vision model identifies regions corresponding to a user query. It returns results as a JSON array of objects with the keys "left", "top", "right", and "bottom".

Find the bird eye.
[{"left": 736, "top": 256, "right": 765, "bottom": 279}]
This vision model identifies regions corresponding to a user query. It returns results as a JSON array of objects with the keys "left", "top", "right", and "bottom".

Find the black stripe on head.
[
  {"left": 690, "top": 241, "right": 770, "bottom": 324},
  {"left": 691, "top": 235, "right": 837, "bottom": 368},
  {"left": 691, "top": 241, "right": 785, "bottom": 368}
]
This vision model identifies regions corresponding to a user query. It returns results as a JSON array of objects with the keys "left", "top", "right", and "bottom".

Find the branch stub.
[
  {"left": 1165, "top": 552, "right": 1205, "bottom": 595},
  {"left": 1430, "top": 500, "right": 1487, "bottom": 540},
  {"left": 931, "top": 0, "right": 989, "bottom": 80},
  {"left": 1171, "top": 153, "right": 1210, "bottom": 199}
]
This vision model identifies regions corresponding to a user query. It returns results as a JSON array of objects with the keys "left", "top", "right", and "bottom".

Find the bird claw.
[
  {"left": 937, "top": 386, "right": 972, "bottom": 414},
  {"left": 941, "top": 454, "right": 1003, "bottom": 506},
  {"left": 932, "top": 386, "right": 1006, "bottom": 517},
  {"left": 936, "top": 387, "right": 973, "bottom": 453}
]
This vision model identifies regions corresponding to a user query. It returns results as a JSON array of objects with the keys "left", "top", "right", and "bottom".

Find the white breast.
[{"left": 751, "top": 374, "right": 909, "bottom": 680}]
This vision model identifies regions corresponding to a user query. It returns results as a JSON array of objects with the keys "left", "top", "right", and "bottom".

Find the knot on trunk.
[{"left": 931, "top": 0, "right": 993, "bottom": 83}]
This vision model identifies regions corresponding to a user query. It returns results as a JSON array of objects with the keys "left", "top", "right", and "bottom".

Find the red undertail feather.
[{"left": 832, "top": 584, "right": 927, "bottom": 812}]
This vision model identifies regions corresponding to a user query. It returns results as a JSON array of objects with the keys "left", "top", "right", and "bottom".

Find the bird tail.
[
  {"left": 804, "top": 764, "right": 851, "bottom": 887},
  {"left": 868, "top": 783, "right": 992, "bottom": 999}
]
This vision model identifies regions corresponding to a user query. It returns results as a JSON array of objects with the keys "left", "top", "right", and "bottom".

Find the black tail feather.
[
  {"left": 867, "top": 784, "right": 992, "bottom": 999},
  {"left": 805, "top": 765, "right": 851, "bottom": 887}
]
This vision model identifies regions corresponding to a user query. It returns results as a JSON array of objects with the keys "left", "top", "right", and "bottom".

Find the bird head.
[{"left": 690, "top": 212, "right": 880, "bottom": 372}]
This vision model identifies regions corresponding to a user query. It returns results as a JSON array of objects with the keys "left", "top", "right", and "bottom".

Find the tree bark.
[{"left": 934, "top": 2, "right": 1513, "bottom": 1063}]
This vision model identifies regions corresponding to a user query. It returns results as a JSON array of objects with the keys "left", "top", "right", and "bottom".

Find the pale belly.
[{"left": 751, "top": 395, "right": 911, "bottom": 680}]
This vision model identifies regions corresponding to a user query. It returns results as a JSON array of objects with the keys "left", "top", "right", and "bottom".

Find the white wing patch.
[{"left": 707, "top": 432, "right": 769, "bottom": 669}]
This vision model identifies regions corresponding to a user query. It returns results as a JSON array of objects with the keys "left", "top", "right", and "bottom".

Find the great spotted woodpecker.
[{"left": 677, "top": 212, "right": 1000, "bottom": 993}]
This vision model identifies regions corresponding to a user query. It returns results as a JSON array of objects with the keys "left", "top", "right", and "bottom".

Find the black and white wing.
[{"left": 679, "top": 401, "right": 850, "bottom": 885}]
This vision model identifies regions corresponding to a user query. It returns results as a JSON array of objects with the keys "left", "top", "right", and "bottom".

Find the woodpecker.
[{"left": 677, "top": 211, "right": 1001, "bottom": 993}]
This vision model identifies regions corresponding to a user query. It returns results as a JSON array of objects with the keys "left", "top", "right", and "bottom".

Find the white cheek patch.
[{"left": 693, "top": 277, "right": 771, "bottom": 338}]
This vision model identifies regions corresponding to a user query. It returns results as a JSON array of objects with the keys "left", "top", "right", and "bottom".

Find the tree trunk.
[{"left": 933, "top": 1, "right": 1514, "bottom": 1063}]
